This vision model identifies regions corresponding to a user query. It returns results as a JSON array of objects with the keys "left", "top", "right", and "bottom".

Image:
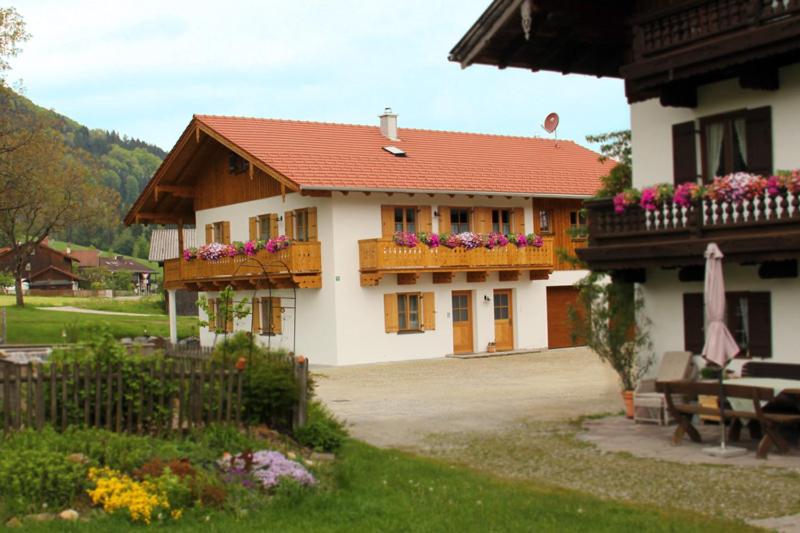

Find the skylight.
[{"left": 382, "top": 145, "right": 406, "bottom": 157}]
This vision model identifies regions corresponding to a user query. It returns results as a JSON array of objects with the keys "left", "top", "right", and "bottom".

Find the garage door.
[{"left": 546, "top": 286, "right": 582, "bottom": 349}]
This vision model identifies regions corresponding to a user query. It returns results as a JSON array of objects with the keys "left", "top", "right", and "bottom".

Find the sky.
[{"left": 8, "top": 0, "right": 630, "bottom": 152}]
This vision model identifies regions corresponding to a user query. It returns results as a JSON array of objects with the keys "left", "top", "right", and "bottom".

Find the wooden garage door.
[{"left": 546, "top": 286, "right": 582, "bottom": 349}]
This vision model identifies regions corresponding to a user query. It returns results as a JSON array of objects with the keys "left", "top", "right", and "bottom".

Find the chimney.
[{"left": 379, "top": 107, "right": 398, "bottom": 141}]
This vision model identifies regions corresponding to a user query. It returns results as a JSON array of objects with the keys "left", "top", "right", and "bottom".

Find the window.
[
  {"left": 259, "top": 215, "right": 273, "bottom": 240},
  {"left": 450, "top": 208, "right": 470, "bottom": 234},
  {"left": 493, "top": 292, "right": 510, "bottom": 320},
  {"left": 683, "top": 292, "right": 772, "bottom": 358},
  {"left": 569, "top": 211, "right": 587, "bottom": 229},
  {"left": 397, "top": 293, "right": 421, "bottom": 331},
  {"left": 295, "top": 209, "right": 309, "bottom": 242},
  {"left": 492, "top": 209, "right": 511, "bottom": 234},
  {"left": 394, "top": 207, "right": 416, "bottom": 233},
  {"left": 260, "top": 298, "right": 281, "bottom": 335},
  {"left": 539, "top": 210, "right": 552, "bottom": 234},
  {"left": 452, "top": 293, "right": 469, "bottom": 323},
  {"left": 212, "top": 222, "right": 225, "bottom": 242},
  {"left": 701, "top": 111, "right": 748, "bottom": 180},
  {"left": 228, "top": 152, "right": 249, "bottom": 174}
]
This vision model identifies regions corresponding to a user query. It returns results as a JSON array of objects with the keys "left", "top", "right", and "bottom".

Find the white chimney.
[{"left": 379, "top": 107, "right": 398, "bottom": 141}]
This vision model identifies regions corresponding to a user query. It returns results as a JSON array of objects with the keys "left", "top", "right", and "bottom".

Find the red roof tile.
[{"left": 194, "top": 115, "right": 613, "bottom": 196}]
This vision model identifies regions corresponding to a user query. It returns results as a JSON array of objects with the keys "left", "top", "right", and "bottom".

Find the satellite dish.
[{"left": 543, "top": 112, "right": 559, "bottom": 133}]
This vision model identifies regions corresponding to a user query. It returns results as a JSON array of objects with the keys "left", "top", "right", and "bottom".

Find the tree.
[
  {"left": 0, "top": 116, "right": 118, "bottom": 305},
  {"left": 586, "top": 130, "right": 632, "bottom": 198},
  {"left": 0, "top": 8, "right": 28, "bottom": 77}
]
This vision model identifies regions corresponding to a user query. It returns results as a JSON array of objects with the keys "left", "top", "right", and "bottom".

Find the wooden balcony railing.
[
  {"left": 163, "top": 241, "right": 322, "bottom": 290},
  {"left": 358, "top": 237, "right": 555, "bottom": 286},
  {"left": 580, "top": 193, "right": 800, "bottom": 269}
]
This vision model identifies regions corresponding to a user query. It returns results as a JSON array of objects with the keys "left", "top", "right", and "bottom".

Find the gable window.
[
  {"left": 450, "top": 208, "right": 471, "bottom": 234},
  {"left": 492, "top": 209, "right": 511, "bottom": 234},
  {"left": 397, "top": 293, "right": 421, "bottom": 332},
  {"left": 394, "top": 207, "right": 416, "bottom": 233},
  {"left": 683, "top": 291, "right": 772, "bottom": 358},
  {"left": 538, "top": 210, "right": 552, "bottom": 234}
]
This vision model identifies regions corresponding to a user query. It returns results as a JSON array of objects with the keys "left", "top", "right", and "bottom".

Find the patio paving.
[{"left": 580, "top": 415, "right": 800, "bottom": 469}]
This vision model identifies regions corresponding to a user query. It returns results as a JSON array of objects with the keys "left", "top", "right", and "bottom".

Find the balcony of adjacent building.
[
  {"left": 357, "top": 237, "right": 555, "bottom": 287},
  {"left": 163, "top": 241, "right": 322, "bottom": 291}
]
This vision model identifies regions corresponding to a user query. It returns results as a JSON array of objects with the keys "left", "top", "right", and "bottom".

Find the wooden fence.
[{"left": 0, "top": 356, "right": 309, "bottom": 434}]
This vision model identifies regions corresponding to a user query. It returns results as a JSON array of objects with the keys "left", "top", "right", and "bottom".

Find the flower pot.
[
  {"left": 487, "top": 344, "right": 496, "bottom": 353},
  {"left": 621, "top": 390, "right": 635, "bottom": 419}
]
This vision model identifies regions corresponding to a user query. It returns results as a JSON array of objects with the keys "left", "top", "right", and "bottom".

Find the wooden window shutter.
[
  {"left": 745, "top": 106, "right": 773, "bottom": 176},
  {"left": 251, "top": 297, "right": 261, "bottom": 334},
  {"left": 307, "top": 207, "right": 318, "bottom": 240},
  {"left": 225, "top": 299, "right": 234, "bottom": 333},
  {"left": 205, "top": 224, "right": 213, "bottom": 244},
  {"left": 222, "top": 221, "right": 231, "bottom": 244},
  {"left": 284, "top": 211, "right": 294, "bottom": 239},
  {"left": 383, "top": 293, "right": 399, "bottom": 333},
  {"left": 438, "top": 207, "right": 451, "bottom": 234},
  {"left": 474, "top": 207, "right": 491, "bottom": 234},
  {"left": 512, "top": 207, "right": 525, "bottom": 234},
  {"left": 422, "top": 292, "right": 435, "bottom": 331},
  {"left": 380, "top": 206, "right": 395, "bottom": 238},
  {"left": 269, "top": 214, "right": 279, "bottom": 238},
  {"left": 417, "top": 206, "right": 433, "bottom": 233},
  {"left": 249, "top": 217, "right": 258, "bottom": 241},
  {"left": 682, "top": 293, "right": 704, "bottom": 354},
  {"left": 207, "top": 298, "right": 216, "bottom": 330},
  {"left": 672, "top": 121, "right": 697, "bottom": 185},
  {"left": 271, "top": 298, "right": 283, "bottom": 335},
  {"left": 747, "top": 292, "right": 772, "bottom": 358}
]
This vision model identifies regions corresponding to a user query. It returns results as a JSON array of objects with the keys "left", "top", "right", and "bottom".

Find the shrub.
[
  {"left": 294, "top": 401, "right": 348, "bottom": 453},
  {"left": 0, "top": 449, "right": 87, "bottom": 514}
]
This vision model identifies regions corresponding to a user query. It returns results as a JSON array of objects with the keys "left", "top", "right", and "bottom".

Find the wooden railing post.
[{"left": 293, "top": 355, "right": 308, "bottom": 431}]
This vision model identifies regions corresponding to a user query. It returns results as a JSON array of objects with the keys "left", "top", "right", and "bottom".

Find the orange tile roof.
[{"left": 194, "top": 115, "right": 613, "bottom": 196}]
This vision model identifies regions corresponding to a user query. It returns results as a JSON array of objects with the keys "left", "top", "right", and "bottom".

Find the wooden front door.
[
  {"left": 493, "top": 289, "right": 513, "bottom": 351},
  {"left": 546, "top": 286, "right": 581, "bottom": 349},
  {"left": 451, "top": 291, "right": 474, "bottom": 354}
]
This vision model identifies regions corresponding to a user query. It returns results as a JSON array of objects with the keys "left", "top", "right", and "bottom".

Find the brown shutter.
[
  {"left": 683, "top": 293, "right": 704, "bottom": 354},
  {"left": 205, "top": 224, "right": 213, "bottom": 244},
  {"left": 381, "top": 206, "right": 395, "bottom": 238},
  {"left": 207, "top": 298, "right": 216, "bottom": 331},
  {"left": 307, "top": 207, "right": 318, "bottom": 240},
  {"left": 249, "top": 217, "right": 258, "bottom": 240},
  {"left": 271, "top": 298, "right": 282, "bottom": 335},
  {"left": 417, "top": 206, "right": 432, "bottom": 233},
  {"left": 512, "top": 207, "right": 525, "bottom": 234},
  {"left": 422, "top": 292, "right": 435, "bottom": 331},
  {"left": 474, "top": 207, "right": 491, "bottom": 234},
  {"left": 251, "top": 297, "right": 261, "bottom": 334},
  {"left": 225, "top": 298, "right": 234, "bottom": 333},
  {"left": 269, "top": 214, "right": 279, "bottom": 238},
  {"left": 438, "top": 207, "right": 451, "bottom": 234},
  {"left": 222, "top": 221, "right": 231, "bottom": 244},
  {"left": 746, "top": 106, "right": 773, "bottom": 176},
  {"left": 672, "top": 121, "right": 697, "bottom": 184},
  {"left": 284, "top": 211, "right": 294, "bottom": 239},
  {"left": 383, "top": 293, "right": 399, "bottom": 333},
  {"left": 747, "top": 292, "right": 772, "bottom": 358}
]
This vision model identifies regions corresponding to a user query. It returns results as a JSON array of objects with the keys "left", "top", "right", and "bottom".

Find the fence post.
[
  {"left": 293, "top": 355, "right": 308, "bottom": 431},
  {"left": 0, "top": 307, "right": 6, "bottom": 343}
]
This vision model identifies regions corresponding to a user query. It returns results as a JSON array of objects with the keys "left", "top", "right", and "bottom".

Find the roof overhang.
[{"left": 301, "top": 185, "right": 590, "bottom": 199}]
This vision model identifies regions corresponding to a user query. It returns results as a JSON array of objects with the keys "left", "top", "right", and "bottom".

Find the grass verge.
[{"left": 0, "top": 295, "right": 166, "bottom": 315}]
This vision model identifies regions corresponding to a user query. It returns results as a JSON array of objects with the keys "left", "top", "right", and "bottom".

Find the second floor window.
[
  {"left": 296, "top": 209, "right": 309, "bottom": 241},
  {"left": 212, "top": 222, "right": 225, "bottom": 242},
  {"left": 394, "top": 207, "right": 416, "bottom": 233},
  {"left": 259, "top": 215, "right": 273, "bottom": 240},
  {"left": 450, "top": 208, "right": 470, "bottom": 234},
  {"left": 492, "top": 209, "right": 511, "bottom": 234},
  {"left": 539, "top": 210, "right": 552, "bottom": 234},
  {"left": 569, "top": 211, "right": 587, "bottom": 229},
  {"left": 702, "top": 112, "right": 748, "bottom": 180},
  {"left": 397, "top": 293, "right": 421, "bottom": 331}
]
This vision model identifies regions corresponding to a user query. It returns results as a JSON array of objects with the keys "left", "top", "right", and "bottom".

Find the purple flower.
[
  {"left": 393, "top": 231, "right": 418, "bottom": 247},
  {"left": 266, "top": 235, "right": 289, "bottom": 253},
  {"left": 244, "top": 240, "right": 258, "bottom": 256},
  {"left": 218, "top": 450, "right": 316, "bottom": 490},
  {"left": 515, "top": 234, "right": 527, "bottom": 247},
  {"left": 183, "top": 247, "right": 197, "bottom": 261}
]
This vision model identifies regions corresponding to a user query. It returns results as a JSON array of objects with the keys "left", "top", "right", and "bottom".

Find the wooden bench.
[
  {"left": 741, "top": 361, "right": 800, "bottom": 380},
  {"left": 655, "top": 380, "right": 800, "bottom": 459}
]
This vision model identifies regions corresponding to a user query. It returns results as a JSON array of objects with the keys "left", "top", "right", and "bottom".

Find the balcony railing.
[
  {"left": 358, "top": 237, "right": 555, "bottom": 285},
  {"left": 163, "top": 241, "right": 322, "bottom": 289},
  {"left": 580, "top": 193, "right": 800, "bottom": 268}
]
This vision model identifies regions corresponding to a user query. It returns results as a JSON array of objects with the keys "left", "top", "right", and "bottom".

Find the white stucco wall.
[
  {"left": 630, "top": 63, "right": 800, "bottom": 188},
  {"left": 194, "top": 191, "right": 586, "bottom": 366}
]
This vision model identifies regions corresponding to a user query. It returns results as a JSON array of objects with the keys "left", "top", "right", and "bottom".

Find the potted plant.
[
  {"left": 487, "top": 341, "right": 496, "bottom": 353},
  {"left": 568, "top": 271, "right": 653, "bottom": 419}
]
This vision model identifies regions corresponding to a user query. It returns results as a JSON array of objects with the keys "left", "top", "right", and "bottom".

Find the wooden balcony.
[
  {"left": 358, "top": 238, "right": 555, "bottom": 286},
  {"left": 579, "top": 194, "right": 800, "bottom": 270},
  {"left": 163, "top": 241, "right": 322, "bottom": 290}
]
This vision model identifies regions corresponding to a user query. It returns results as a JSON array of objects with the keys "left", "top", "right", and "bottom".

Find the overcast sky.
[{"left": 9, "top": 0, "right": 629, "bottom": 152}]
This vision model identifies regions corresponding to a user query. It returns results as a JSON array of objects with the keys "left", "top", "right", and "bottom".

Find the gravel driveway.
[{"left": 314, "top": 347, "right": 621, "bottom": 448}]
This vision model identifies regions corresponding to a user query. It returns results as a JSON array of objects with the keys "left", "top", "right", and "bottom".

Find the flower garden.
[
  {"left": 183, "top": 236, "right": 291, "bottom": 261},
  {"left": 392, "top": 231, "right": 544, "bottom": 250},
  {"left": 612, "top": 170, "right": 800, "bottom": 213}
]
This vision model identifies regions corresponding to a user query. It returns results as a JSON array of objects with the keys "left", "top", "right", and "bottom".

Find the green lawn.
[
  {"left": 21, "top": 440, "right": 754, "bottom": 533},
  {"left": 0, "top": 295, "right": 166, "bottom": 314},
  {"left": 1, "top": 305, "right": 197, "bottom": 344}
]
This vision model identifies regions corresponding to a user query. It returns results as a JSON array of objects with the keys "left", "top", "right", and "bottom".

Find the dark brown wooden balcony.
[{"left": 579, "top": 193, "right": 800, "bottom": 270}]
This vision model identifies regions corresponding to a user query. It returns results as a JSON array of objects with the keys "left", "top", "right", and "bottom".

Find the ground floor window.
[
  {"left": 397, "top": 293, "right": 421, "bottom": 331},
  {"left": 383, "top": 292, "right": 435, "bottom": 333},
  {"left": 251, "top": 297, "right": 282, "bottom": 335},
  {"left": 683, "top": 291, "right": 771, "bottom": 358}
]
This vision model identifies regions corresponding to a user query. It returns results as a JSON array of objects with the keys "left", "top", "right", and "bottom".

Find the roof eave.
[{"left": 300, "top": 185, "right": 592, "bottom": 199}]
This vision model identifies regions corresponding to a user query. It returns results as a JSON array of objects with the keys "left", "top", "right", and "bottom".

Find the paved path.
[
  {"left": 35, "top": 306, "right": 159, "bottom": 317},
  {"left": 314, "top": 347, "right": 621, "bottom": 448}
]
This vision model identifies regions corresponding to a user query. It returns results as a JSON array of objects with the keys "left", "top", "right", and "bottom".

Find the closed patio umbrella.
[{"left": 701, "top": 242, "right": 745, "bottom": 457}]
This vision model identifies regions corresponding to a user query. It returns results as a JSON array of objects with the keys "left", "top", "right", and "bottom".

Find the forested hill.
[{"left": 6, "top": 89, "right": 165, "bottom": 258}]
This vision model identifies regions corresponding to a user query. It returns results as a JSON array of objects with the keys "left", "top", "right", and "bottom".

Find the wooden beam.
[
  {"left": 300, "top": 189, "right": 333, "bottom": 197},
  {"left": 466, "top": 271, "right": 488, "bottom": 283},
  {"left": 155, "top": 185, "right": 195, "bottom": 200},
  {"left": 177, "top": 221, "right": 185, "bottom": 257},
  {"left": 360, "top": 273, "right": 383, "bottom": 287},
  {"left": 740, "top": 66, "right": 779, "bottom": 91},
  {"left": 432, "top": 272, "right": 454, "bottom": 284},
  {"left": 659, "top": 83, "right": 697, "bottom": 108},
  {"left": 529, "top": 270, "right": 550, "bottom": 281},
  {"left": 135, "top": 212, "right": 186, "bottom": 224},
  {"left": 499, "top": 270, "right": 520, "bottom": 282},
  {"left": 397, "top": 273, "right": 420, "bottom": 285}
]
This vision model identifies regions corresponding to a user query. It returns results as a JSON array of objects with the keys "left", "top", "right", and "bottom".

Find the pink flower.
[
  {"left": 613, "top": 193, "right": 626, "bottom": 214},
  {"left": 531, "top": 236, "right": 544, "bottom": 248},
  {"left": 244, "top": 240, "right": 258, "bottom": 256},
  {"left": 393, "top": 231, "right": 418, "bottom": 247},
  {"left": 265, "top": 235, "right": 289, "bottom": 253},
  {"left": 640, "top": 187, "right": 658, "bottom": 211},
  {"left": 183, "top": 247, "right": 197, "bottom": 261},
  {"left": 515, "top": 234, "right": 527, "bottom": 247}
]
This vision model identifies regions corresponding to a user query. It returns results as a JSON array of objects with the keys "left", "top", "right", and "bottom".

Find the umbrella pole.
[{"left": 718, "top": 365, "right": 727, "bottom": 450}]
